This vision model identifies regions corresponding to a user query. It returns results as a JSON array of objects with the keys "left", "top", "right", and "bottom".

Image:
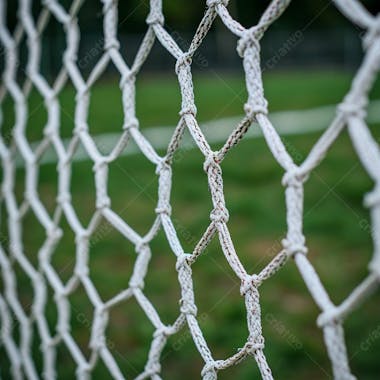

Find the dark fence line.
[{"left": 1, "top": 28, "right": 364, "bottom": 81}]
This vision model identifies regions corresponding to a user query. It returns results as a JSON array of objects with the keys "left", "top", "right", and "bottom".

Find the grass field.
[{"left": 1, "top": 70, "right": 380, "bottom": 379}]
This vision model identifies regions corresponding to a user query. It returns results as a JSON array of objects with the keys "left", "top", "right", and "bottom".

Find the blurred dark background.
[{"left": 3, "top": 0, "right": 380, "bottom": 77}]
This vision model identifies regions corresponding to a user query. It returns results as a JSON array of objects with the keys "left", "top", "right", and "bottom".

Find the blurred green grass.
[{"left": 1, "top": 70, "right": 380, "bottom": 379}]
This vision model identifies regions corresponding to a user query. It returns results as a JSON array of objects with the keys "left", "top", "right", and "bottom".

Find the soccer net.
[{"left": 0, "top": 0, "right": 380, "bottom": 379}]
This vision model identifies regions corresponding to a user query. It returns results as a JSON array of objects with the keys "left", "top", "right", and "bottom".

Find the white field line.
[{"left": 20, "top": 100, "right": 380, "bottom": 166}]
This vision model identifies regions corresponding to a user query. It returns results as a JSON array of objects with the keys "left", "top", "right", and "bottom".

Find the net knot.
[
  {"left": 146, "top": 10, "right": 164, "bottom": 26},
  {"left": 129, "top": 277, "right": 144, "bottom": 290},
  {"left": 282, "top": 238, "right": 308, "bottom": 257},
  {"left": 119, "top": 71, "right": 136, "bottom": 89},
  {"left": 245, "top": 335, "right": 265, "bottom": 353},
  {"left": 74, "top": 121, "right": 88, "bottom": 134},
  {"left": 244, "top": 101, "right": 268, "bottom": 121},
  {"left": 203, "top": 152, "right": 219, "bottom": 172},
  {"left": 210, "top": 206, "right": 229, "bottom": 224},
  {"left": 179, "top": 104, "right": 197, "bottom": 117},
  {"left": 63, "top": 50, "right": 77, "bottom": 64},
  {"left": 155, "top": 204, "right": 172, "bottom": 216},
  {"left": 337, "top": 98, "right": 367, "bottom": 119},
  {"left": 155, "top": 159, "right": 170, "bottom": 175},
  {"left": 40, "top": 337, "right": 58, "bottom": 352},
  {"left": 153, "top": 324, "right": 174, "bottom": 338},
  {"left": 201, "top": 361, "right": 217, "bottom": 380},
  {"left": 74, "top": 264, "right": 89, "bottom": 278},
  {"left": 179, "top": 298, "right": 197, "bottom": 316},
  {"left": 104, "top": 38, "right": 120, "bottom": 52},
  {"left": 175, "top": 52, "right": 192, "bottom": 74},
  {"left": 43, "top": 126, "right": 55, "bottom": 138},
  {"left": 93, "top": 157, "right": 109, "bottom": 172},
  {"left": 206, "top": 0, "right": 229, "bottom": 7},
  {"left": 76, "top": 229, "right": 90, "bottom": 241},
  {"left": 47, "top": 227, "right": 63, "bottom": 241},
  {"left": 76, "top": 364, "right": 91, "bottom": 378},
  {"left": 176, "top": 253, "right": 190, "bottom": 271},
  {"left": 56, "top": 192, "right": 71, "bottom": 204},
  {"left": 144, "top": 363, "right": 161, "bottom": 377},
  {"left": 96, "top": 198, "right": 111, "bottom": 210},
  {"left": 123, "top": 116, "right": 139, "bottom": 131},
  {"left": 240, "top": 274, "right": 260, "bottom": 295},
  {"left": 54, "top": 287, "right": 69, "bottom": 302},
  {"left": 364, "top": 186, "right": 380, "bottom": 208},
  {"left": 363, "top": 14, "right": 380, "bottom": 50},
  {"left": 237, "top": 27, "right": 261, "bottom": 57},
  {"left": 135, "top": 240, "right": 149, "bottom": 253},
  {"left": 282, "top": 167, "right": 308, "bottom": 187},
  {"left": 317, "top": 307, "right": 341, "bottom": 328},
  {"left": 75, "top": 87, "right": 89, "bottom": 102}
]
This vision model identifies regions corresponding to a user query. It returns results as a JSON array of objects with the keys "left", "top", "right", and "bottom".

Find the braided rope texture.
[{"left": 0, "top": 0, "right": 380, "bottom": 379}]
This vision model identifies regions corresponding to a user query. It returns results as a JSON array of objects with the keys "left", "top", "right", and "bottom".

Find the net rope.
[{"left": 0, "top": 0, "right": 379, "bottom": 379}]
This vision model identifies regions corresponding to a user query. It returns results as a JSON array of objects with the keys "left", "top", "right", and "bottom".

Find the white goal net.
[{"left": 0, "top": 0, "right": 380, "bottom": 379}]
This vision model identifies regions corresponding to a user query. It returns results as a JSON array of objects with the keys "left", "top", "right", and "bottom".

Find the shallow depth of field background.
[{"left": 1, "top": 1, "right": 380, "bottom": 379}]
